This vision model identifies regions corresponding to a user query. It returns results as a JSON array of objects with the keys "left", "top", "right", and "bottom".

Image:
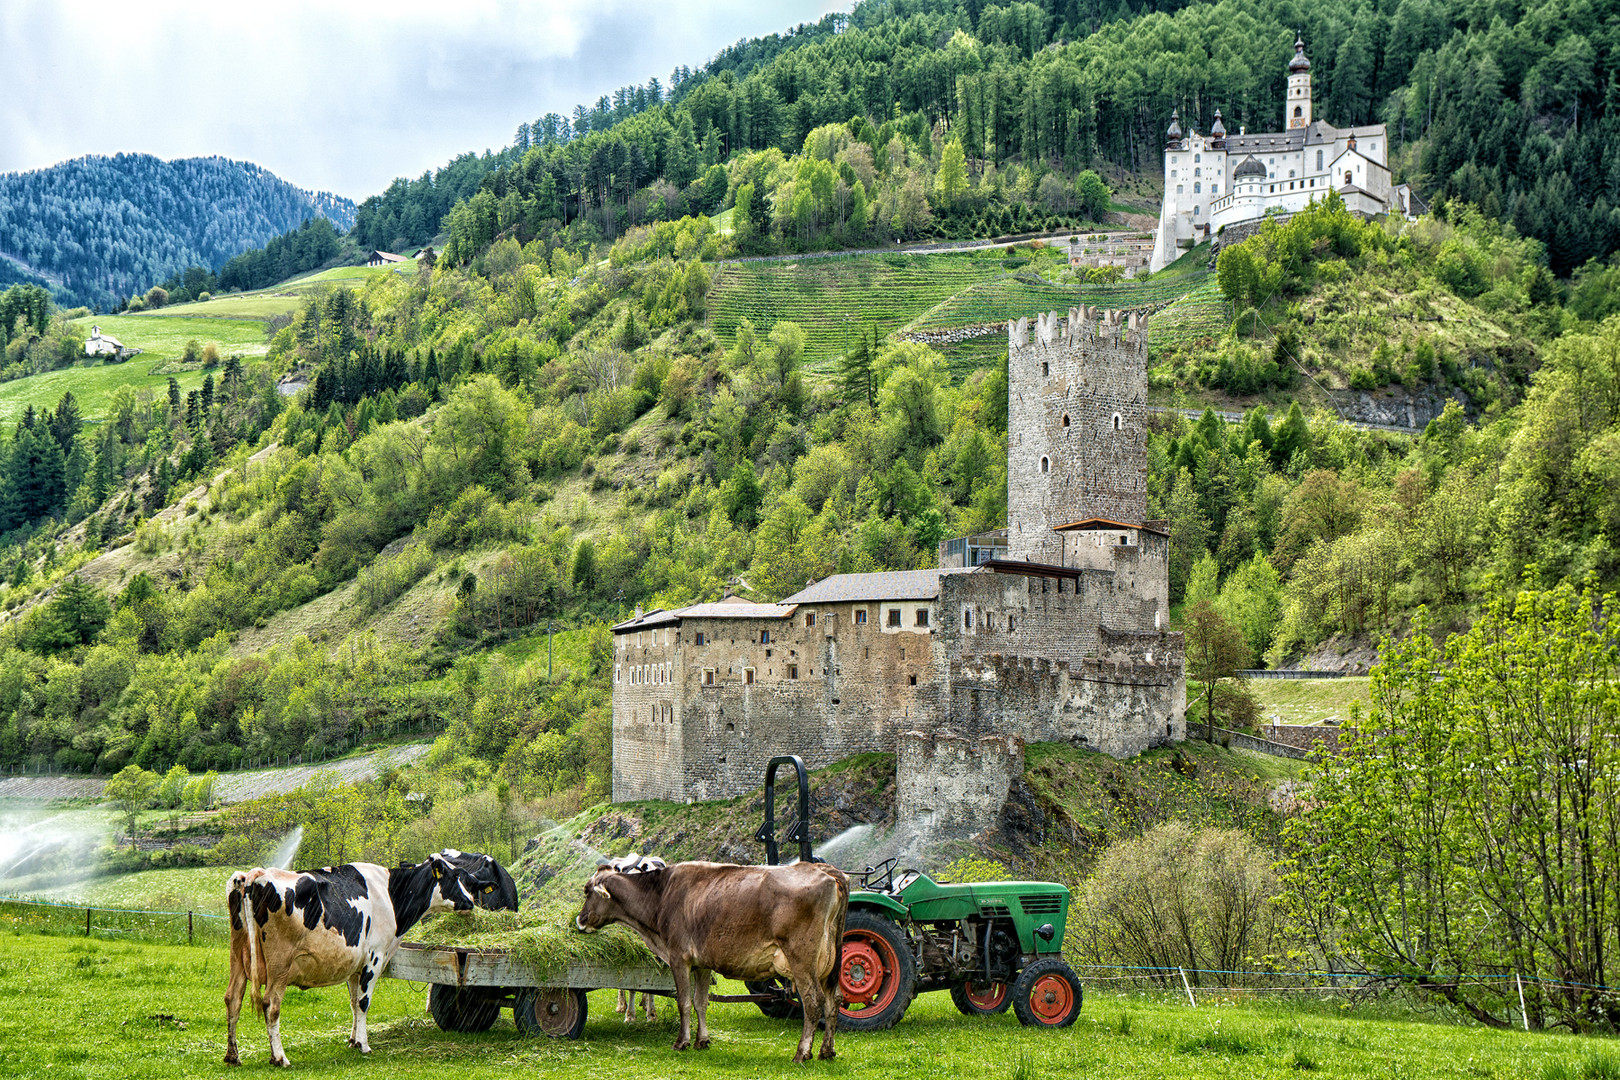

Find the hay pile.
[{"left": 408, "top": 904, "right": 659, "bottom": 978}]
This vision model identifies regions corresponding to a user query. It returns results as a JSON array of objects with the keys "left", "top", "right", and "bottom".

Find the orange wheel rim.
[
  {"left": 839, "top": 930, "right": 899, "bottom": 1014},
  {"left": 965, "top": 981, "right": 1007, "bottom": 1010},
  {"left": 1028, "top": 974, "right": 1073, "bottom": 1023}
]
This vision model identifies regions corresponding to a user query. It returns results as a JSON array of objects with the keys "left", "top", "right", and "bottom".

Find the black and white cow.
[
  {"left": 225, "top": 854, "right": 479, "bottom": 1067},
  {"left": 436, "top": 848, "right": 518, "bottom": 911}
]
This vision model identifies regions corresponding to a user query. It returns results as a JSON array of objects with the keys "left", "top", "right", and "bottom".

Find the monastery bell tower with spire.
[{"left": 1286, "top": 33, "right": 1312, "bottom": 129}]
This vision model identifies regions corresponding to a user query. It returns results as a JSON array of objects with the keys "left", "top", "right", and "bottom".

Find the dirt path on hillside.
[{"left": 0, "top": 741, "right": 432, "bottom": 803}]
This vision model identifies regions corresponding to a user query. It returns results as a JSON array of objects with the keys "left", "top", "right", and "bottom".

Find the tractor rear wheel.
[
  {"left": 1011, "top": 958, "right": 1082, "bottom": 1028},
  {"left": 950, "top": 979, "right": 1011, "bottom": 1016},
  {"left": 427, "top": 984, "right": 503, "bottom": 1032},
  {"left": 838, "top": 910, "right": 916, "bottom": 1031}
]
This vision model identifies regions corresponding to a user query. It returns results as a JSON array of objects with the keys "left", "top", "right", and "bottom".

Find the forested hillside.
[{"left": 0, "top": 155, "right": 356, "bottom": 311}]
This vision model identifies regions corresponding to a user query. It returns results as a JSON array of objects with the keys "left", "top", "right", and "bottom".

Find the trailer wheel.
[
  {"left": 950, "top": 979, "right": 1011, "bottom": 1016},
  {"left": 1011, "top": 958, "right": 1082, "bottom": 1028},
  {"left": 514, "top": 987, "right": 587, "bottom": 1039},
  {"left": 745, "top": 977, "right": 805, "bottom": 1019},
  {"left": 838, "top": 910, "right": 916, "bottom": 1031},
  {"left": 428, "top": 983, "right": 503, "bottom": 1032}
]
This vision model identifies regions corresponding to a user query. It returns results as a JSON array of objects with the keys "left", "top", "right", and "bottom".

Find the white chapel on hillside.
[{"left": 1150, "top": 35, "right": 1421, "bottom": 272}]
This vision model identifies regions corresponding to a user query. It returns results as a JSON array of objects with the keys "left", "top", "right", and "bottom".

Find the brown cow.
[{"left": 576, "top": 860, "right": 848, "bottom": 1063}]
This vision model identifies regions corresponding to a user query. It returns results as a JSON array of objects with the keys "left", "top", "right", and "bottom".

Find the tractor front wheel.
[
  {"left": 1011, "top": 958, "right": 1082, "bottom": 1028},
  {"left": 950, "top": 979, "right": 1011, "bottom": 1016},
  {"left": 427, "top": 984, "right": 503, "bottom": 1032},
  {"left": 837, "top": 911, "right": 916, "bottom": 1031}
]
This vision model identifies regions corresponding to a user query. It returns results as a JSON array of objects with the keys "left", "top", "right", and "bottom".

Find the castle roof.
[
  {"left": 1288, "top": 34, "right": 1311, "bottom": 73},
  {"left": 780, "top": 567, "right": 979, "bottom": 604},
  {"left": 1052, "top": 517, "right": 1170, "bottom": 537},
  {"left": 611, "top": 596, "right": 797, "bottom": 632}
]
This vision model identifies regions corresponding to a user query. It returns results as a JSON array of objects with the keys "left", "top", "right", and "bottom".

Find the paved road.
[{"left": 0, "top": 742, "right": 433, "bottom": 804}]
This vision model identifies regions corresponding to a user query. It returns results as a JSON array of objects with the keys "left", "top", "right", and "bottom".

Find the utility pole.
[{"left": 548, "top": 620, "right": 555, "bottom": 683}]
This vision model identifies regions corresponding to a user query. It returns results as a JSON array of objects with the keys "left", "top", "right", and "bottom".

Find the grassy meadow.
[
  {"left": 158, "top": 263, "right": 418, "bottom": 321},
  {"left": 1250, "top": 678, "right": 1371, "bottom": 727},
  {"left": 0, "top": 314, "right": 270, "bottom": 423},
  {"left": 0, "top": 933, "right": 1614, "bottom": 1079}
]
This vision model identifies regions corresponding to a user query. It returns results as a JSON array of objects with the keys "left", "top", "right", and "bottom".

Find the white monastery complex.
[{"left": 1151, "top": 35, "right": 1421, "bottom": 272}]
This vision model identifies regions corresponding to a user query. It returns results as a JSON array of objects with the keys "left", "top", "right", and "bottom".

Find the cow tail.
[
  {"left": 242, "top": 880, "right": 265, "bottom": 1016},
  {"left": 826, "top": 871, "right": 850, "bottom": 1002}
]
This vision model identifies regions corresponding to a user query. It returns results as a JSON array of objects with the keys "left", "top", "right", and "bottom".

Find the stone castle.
[
  {"left": 611, "top": 308, "right": 1186, "bottom": 815},
  {"left": 1151, "top": 34, "right": 1423, "bottom": 272}
]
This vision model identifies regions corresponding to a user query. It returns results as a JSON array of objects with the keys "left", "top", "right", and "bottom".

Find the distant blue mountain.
[{"left": 0, "top": 154, "right": 357, "bottom": 310}]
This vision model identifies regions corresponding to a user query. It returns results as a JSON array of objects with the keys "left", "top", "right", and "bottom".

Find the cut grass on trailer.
[{"left": 0, "top": 933, "right": 1615, "bottom": 1079}]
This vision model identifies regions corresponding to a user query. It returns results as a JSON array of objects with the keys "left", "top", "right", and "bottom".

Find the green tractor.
[{"left": 748, "top": 756, "right": 1083, "bottom": 1031}]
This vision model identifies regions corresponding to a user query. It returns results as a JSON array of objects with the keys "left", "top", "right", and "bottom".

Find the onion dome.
[
  {"left": 1209, "top": 108, "right": 1226, "bottom": 138},
  {"left": 1234, "top": 155, "right": 1266, "bottom": 181},
  {"left": 1167, "top": 108, "right": 1183, "bottom": 141},
  {"left": 1288, "top": 33, "right": 1311, "bottom": 73}
]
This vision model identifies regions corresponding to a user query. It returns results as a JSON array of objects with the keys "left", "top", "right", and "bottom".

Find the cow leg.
[
  {"left": 670, "top": 964, "right": 693, "bottom": 1051},
  {"left": 817, "top": 955, "right": 840, "bottom": 1061},
  {"left": 352, "top": 953, "right": 382, "bottom": 1053},
  {"left": 265, "top": 981, "right": 291, "bottom": 1068},
  {"left": 347, "top": 973, "right": 364, "bottom": 1048},
  {"left": 692, "top": 969, "right": 712, "bottom": 1050},
  {"left": 616, "top": 989, "right": 629, "bottom": 1018},
  {"left": 788, "top": 964, "right": 821, "bottom": 1064},
  {"left": 224, "top": 941, "right": 246, "bottom": 1065},
  {"left": 644, "top": 991, "right": 657, "bottom": 1021}
]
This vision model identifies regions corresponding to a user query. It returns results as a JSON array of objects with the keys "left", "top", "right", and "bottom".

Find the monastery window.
[
  {"left": 805, "top": 612, "right": 816, "bottom": 627},
  {"left": 1061, "top": 414, "right": 1070, "bottom": 427},
  {"left": 694, "top": 631, "right": 706, "bottom": 646},
  {"left": 1212, "top": 185, "right": 1219, "bottom": 195},
  {"left": 1193, "top": 167, "right": 1200, "bottom": 177},
  {"left": 1193, "top": 206, "right": 1200, "bottom": 216},
  {"left": 854, "top": 609, "right": 867, "bottom": 625},
  {"left": 787, "top": 664, "right": 799, "bottom": 680},
  {"left": 1040, "top": 456, "right": 1050, "bottom": 474},
  {"left": 1193, "top": 182, "right": 1201, "bottom": 193},
  {"left": 1344, "top": 171, "right": 1352, "bottom": 185},
  {"left": 1169, "top": 169, "right": 1176, "bottom": 178},
  {"left": 1316, "top": 150, "right": 1323, "bottom": 171},
  {"left": 915, "top": 609, "right": 930, "bottom": 628},
  {"left": 963, "top": 609, "right": 974, "bottom": 630},
  {"left": 1175, "top": 184, "right": 1183, "bottom": 195},
  {"left": 1294, "top": 106, "right": 1302, "bottom": 118},
  {"left": 1288, "top": 169, "right": 1295, "bottom": 178},
  {"left": 760, "top": 629, "right": 771, "bottom": 644},
  {"left": 703, "top": 669, "right": 715, "bottom": 685},
  {"left": 1194, "top": 154, "right": 1200, "bottom": 162},
  {"left": 887, "top": 608, "right": 902, "bottom": 627},
  {"left": 744, "top": 668, "right": 755, "bottom": 685}
]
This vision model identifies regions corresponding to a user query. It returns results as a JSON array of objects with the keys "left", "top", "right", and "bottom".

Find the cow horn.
[{"left": 593, "top": 883, "right": 612, "bottom": 898}]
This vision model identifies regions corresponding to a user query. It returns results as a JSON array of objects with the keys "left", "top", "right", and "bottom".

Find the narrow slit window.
[{"left": 1040, "top": 456, "right": 1050, "bottom": 474}]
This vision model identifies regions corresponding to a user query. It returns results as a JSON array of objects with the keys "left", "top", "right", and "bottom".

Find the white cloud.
[{"left": 0, "top": 0, "right": 848, "bottom": 199}]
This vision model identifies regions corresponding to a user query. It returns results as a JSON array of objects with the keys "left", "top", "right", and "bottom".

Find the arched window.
[
  {"left": 1176, "top": 184, "right": 1183, "bottom": 194},
  {"left": 1288, "top": 169, "right": 1295, "bottom": 178},
  {"left": 1194, "top": 153, "right": 1201, "bottom": 163},
  {"left": 1193, "top": 181, "right": 1201, "bottom": 194},
  {"left": 1193, "top": 205, "right": 1201, "bottom": 216},
  {"left": 1194, "top": 167, "right": 1201, "bottom": 177},
  {"left": 1294, "top": 105, "right": 1303, "bottom": 117},
  {"left": 1039, "top": 456, "right": 1050, "bottom": 474},
  {"left": 1061, "top": 414, "right": 1070, "bottom": 427},
  {"left": 1344, "top": 170, "right": 1352, "bottom": 185},
  {"left": 1316, "top": 149, "right": 1323, "bottom": 171},
  {"left": 1112, "top": 413, "right": 1122, "bottom": 430}
]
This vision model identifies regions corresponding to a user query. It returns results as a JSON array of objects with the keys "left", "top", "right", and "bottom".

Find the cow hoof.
[
  {"left": 673, "top": 1040, "right": 690, "bottom": 1051},
  {"left": 223, "top": 1053, "right": 240, "bottom": 1066},
  {"left": 793, "top": 1052, "right": 810, "bottom": 1064},
  {"left": 272, "top": 1057, "right": 290, "bottom": 1068},
  {"left": 695, "top": 1037, "right": 711, "bottom": 1050},
  {"left": 819, "top": 1048, "right": 837, "bottom": 1061}
]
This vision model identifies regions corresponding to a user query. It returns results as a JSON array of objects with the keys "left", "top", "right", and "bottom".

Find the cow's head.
[
  {"left": 575, "top": 855, "right": 666, "bottom": 933},
  {"left": 437, "top": 849, "right": 520, "bottom": 911},
  {"left": 426, "top": 852, "right": 481, "bottom": 912}
]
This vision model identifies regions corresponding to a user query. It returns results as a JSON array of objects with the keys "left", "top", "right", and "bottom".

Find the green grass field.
[
  {"left": 21, "top": 866, "right": 228, "bottom": 916},
  {"left": 0, "top": 314, "right": 270, "bottom": 423},
  {"left": 0, "top": 932, "right": 1612, "bottom": 1079},
  {"left": 1251, "top": 678, "right": 1371, "bottom": 726},
  {"left": 156, "top": 262, "right": 416, "bottom": 321}
]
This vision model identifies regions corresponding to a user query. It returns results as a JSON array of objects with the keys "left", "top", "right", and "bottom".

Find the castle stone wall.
[{"left": 896, "top": 730, "right": 1024, "bottom": 833}]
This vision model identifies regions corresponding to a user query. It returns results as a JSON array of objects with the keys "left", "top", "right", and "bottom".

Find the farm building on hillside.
[
  {"left": 612, "top": 306, "right": 1187, "bottom": 805},
  {"left": 366, "top": 250, "right": 407, "bottom": 266},
  {"left": 84, "top": 325, "right": 137, "bottom": 360}
]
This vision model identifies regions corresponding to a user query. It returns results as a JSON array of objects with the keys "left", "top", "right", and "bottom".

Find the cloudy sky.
[{"left": 0, "top": 0, "right": 847, "bottom": 202}]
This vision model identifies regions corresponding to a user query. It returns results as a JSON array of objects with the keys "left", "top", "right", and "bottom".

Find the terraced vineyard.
[
  {"left": 706, "top": 253, "right": 1012, "bottom": 368},
  {"left": 707, "top": 250, "right": 1220, "bottom": 376}
]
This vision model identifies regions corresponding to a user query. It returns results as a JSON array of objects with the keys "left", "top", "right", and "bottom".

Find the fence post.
[
  {"left": 85, "top": 908, "right": 91, "bottom": 937},
  {"left": 188, "top": 911, "right": 194, "bottom": 945},
  {"left": 1516, "top": 972, "right": 1530, "bottom": 1032},
  {"left": 1180, "top": 967, "right": 1196, "bottom": 1007}
]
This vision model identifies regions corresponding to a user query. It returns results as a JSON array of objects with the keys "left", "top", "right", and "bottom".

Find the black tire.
[
  {"left": 838, "top": 910, "right": 916, "bottom": 1031},
  {"left": 1011, "top": 957, "right": 1082, "bottom": 1028},
  {"left": 745, "top": 977, "right": 805, "bottom": 1020},
  {"left": 513, "top": 987, "right": 587, "bottom": 1039},
  {"left": 427, "top": 983, "right": 502, "bottom": 1033},
  {"left": 950, "top": 979, "right": 1012, "bottom": 1016}
]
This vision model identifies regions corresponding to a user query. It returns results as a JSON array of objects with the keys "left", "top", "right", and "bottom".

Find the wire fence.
[{"left": 0, "top": 895, "right": 230, "bottom": 947}]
